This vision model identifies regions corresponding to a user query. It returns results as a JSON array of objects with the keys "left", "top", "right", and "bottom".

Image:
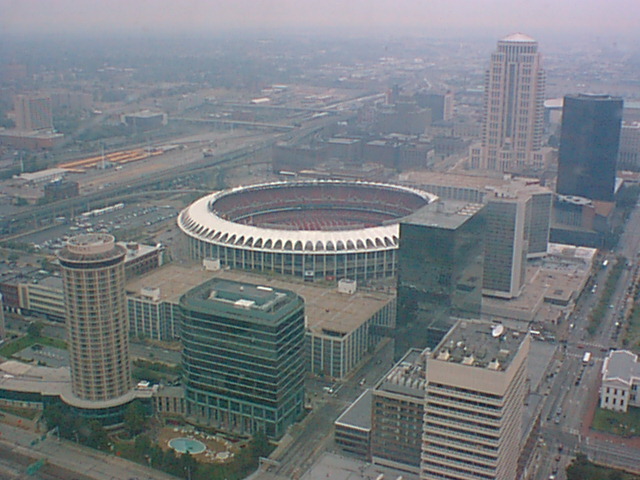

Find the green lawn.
[
  {"left": 588, "top": 258, "right": 625, "bottom": 336},
  {"left": 132, "top": 359, "right": 181, "bottom": 384},
  {"left": 0, "top": 335, "right": 67, "bottom": 358},
  {"left": 567, "top": 453, "right": 640, "bottom": 480},
  {"left": 622, "top": 303, "right": 640, "bottom": 354},
  {"left": 592, "top": 406, "right": 640, "bottom": 438}
]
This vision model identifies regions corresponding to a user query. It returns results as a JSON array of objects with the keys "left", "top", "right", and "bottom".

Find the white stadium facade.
[{"left": 178, "top": 180, "right": 437, "bottom": 282}]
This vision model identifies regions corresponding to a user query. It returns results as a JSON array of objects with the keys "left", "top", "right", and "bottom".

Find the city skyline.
[
  {"left": 2, "top": 0, "right": 640, "bottom": 40},
  {"left": 0, "top": 2, "right": 639, "bottom": 476}
]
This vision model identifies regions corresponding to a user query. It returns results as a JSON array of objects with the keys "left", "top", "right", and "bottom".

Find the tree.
[
  {"left": 180, "top": 452, "right": 197, "bottom": 480},
  {"left": 123, "top": 401, "right": 147, "bottom": 437},
  {"left": 42, "top": 403, "right": 78, "bottom": 439},
  {"left": 134, "top": 433, "right": 151, "bottom": 453},
  {"left": 608, "top": 471, "right": 624, "bottom": 480},
  {"left": 85, "top": 420, "right": 109, "bottom": 450},
  {"left": 249, "top": 430, "right": 271, "bottom": 459},
  {"left": 27, "top": 321, "right": 44, "bottom": 338},
  {"left": 566, "top": 453, "right": 591, "bottom": 480}
]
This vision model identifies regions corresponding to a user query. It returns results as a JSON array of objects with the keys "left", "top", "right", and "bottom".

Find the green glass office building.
[
  {"left": 180, "top": 279, "right": 305, "bottom": 439},
  {"left": 395, "top": 201, "right": 485, "bottom": 359}
]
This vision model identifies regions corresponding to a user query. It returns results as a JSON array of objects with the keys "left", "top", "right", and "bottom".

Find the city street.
[
  {"left": 532, "top": 202, "right": 640, "bottom": 479},
  {"left": 256, "top": 340, "right": 395, "bottom": 479}
]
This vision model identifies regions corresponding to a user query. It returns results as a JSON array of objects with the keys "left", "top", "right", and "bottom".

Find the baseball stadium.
[{"left": 178, "top": 180, "right": 437, "bottom": 282}]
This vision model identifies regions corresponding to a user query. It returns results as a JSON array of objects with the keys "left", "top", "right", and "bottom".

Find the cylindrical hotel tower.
[{"left": 58, "top": 234, "right": 131, "bottom": 401}]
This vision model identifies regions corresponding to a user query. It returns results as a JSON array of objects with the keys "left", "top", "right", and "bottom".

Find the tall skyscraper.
[
  {"left": 180, "top": 278, "right": 305, "bottom": 439},
  {"left": 483, "top": 190, "right": 530, "bottom": 299},
  {"left": 421, "top": 321, "right": 530, "bottom": 480},
  {"left": 57, "top": 234, "right": 132, "bottom": 402},
  {"left": 471, "top": 34, "right": 546, "bottom": 172},
  {"left": 556, "top": 94, "right": 624, "bottom": 202},
  {"left": 526, "top": 186, "right": 553, "bottom": 257},
  {"left": 395, "top": 201, "right": 485, "bottom": 359},
  {"left": 482, "top": 183, "right": 552, "bottom": 299},
  {"left": 14, "top": 94, "right": 53, "bottom": 131}
]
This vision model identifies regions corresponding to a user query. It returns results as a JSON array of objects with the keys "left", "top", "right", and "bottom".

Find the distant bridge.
[{"left": 173, "top": 117, "right": 296, "bottom": 131}]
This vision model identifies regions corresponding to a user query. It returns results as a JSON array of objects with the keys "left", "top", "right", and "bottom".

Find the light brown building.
[
  {"left": 470, "top": 34, "right": 547, "bottom": 173},
  {"left": 14, "top": 94, "right": 53, "bottom": 131},
  {"left": 57, "top": 234, "right": 132, "bottom": 402},
  {"left": 421, "top": 321, "right": 530, "bottom": 480}
]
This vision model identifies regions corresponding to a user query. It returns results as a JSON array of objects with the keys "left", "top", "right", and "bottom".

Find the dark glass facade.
[
  {"left": 482, "top": 198, "right": 528, "bottom": 298},
  {"left": 395, "top": 202, "right": 485, "bottom": 359},
  {"left": 557, "top": 94, "right": 623, "bottom": 202},
  {"left": 180, "top": 279, "right": 305, "bottom": 439}
]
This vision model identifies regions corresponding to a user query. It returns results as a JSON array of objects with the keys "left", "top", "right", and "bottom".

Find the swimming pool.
[{"left": 168, "top": 437, "right": 207, "bottom": 454}]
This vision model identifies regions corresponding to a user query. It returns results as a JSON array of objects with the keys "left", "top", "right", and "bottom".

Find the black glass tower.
[
  {"left": 556, "top": 94, "right": 623, "bottom": 202},
  {"left": 395, "top": 201, "right": 485, "bottom": 359}
]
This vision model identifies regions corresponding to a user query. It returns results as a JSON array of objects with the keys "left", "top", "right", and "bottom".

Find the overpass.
[{"left": 173, "top": 117, "right": 296, "bottom": 131}]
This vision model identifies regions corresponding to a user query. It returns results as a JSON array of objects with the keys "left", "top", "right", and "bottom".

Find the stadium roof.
[{"left": 179, "top": 180, "right": 437, "bottom": 254}]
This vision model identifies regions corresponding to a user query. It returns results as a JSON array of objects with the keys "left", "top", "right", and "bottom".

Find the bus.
[{"left": 582, "top": 351, "right": 592, "bottom": 364}]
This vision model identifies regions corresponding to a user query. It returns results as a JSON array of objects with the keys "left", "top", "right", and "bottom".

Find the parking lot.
[{"left": 20, "top": 201, "right": 181, "bottom": 254}]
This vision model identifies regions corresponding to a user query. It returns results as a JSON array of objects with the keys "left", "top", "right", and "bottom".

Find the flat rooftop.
[
  {"left": 125, "top": 263, "right": 218, "bottom": 303},
  {"left": 300, "top": 452, "right": 419, "bottom": 480},
  {"left": 126, "top": 263, "right": 394, "bottom": 334},
  {"left": 399, "top": 171, "right": 550, "bottom": 197},
  {"left": 216, "top": 270, "right": 394, "bottom": 336},
  {"left": 121, "top": 242, "right": 162, "bottom": 261},
  {"left": 375, "top": 348, "right": 427, "bottom": 399},
  {"left": 0, "top": 360, "right": 154, "bottom": 410},
  {"left": 433, "top": 321, "right": 527, "bottom": 372},
  {"left": 181, "top": 277, "right": 299, "bottom": 321},
  {"left": 194, "top": 279, "right": 289, "bottom": 311},
  {"left": 483, "top": 243, "right": 595, "bottom": 322},
  {"left": 335, "top": 389, "right": 372, "bottom": 431},
  {"left": 400, "top": 171, "right": 506, "bottom": 190},
  {"left": 401, "top": 200, "right": 483, "bottom": 230}
]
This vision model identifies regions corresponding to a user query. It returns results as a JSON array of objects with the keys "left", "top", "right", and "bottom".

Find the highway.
[
  {"left": 0, "top": 422, "right": 179, "bottom": 480},
  {"left": 0, "top": 135, "right": 278, "bottom": 239},
  {"left": 0, "top": 108, "right": 353, "bottom": 240}
]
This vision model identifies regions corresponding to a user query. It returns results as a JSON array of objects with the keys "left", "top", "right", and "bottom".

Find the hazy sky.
[{"left": 2, "top": 0, "right": 640, "bottom": 39}]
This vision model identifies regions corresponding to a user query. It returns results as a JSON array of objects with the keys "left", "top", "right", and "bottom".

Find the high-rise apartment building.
[
  {"left": 14, "top": 94, "right": 53, "bottom": 131},
  {"left": 57, "top": 234, "right": 132, "bottom": 402},
  {"left": 180, "top": 278, "right": 305, "bottom": 439},
  {"left": 471, "top": 34, "right": 546, "bottom": 172},
  {"left": 556, "top": 94, "right": 624, "bottom": 202},
  {"left": 421, "top": 321, "right": 530, "bottom": 480},
  {"left": 395, "top": 201, "right": 485, "bottom": 359}
]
